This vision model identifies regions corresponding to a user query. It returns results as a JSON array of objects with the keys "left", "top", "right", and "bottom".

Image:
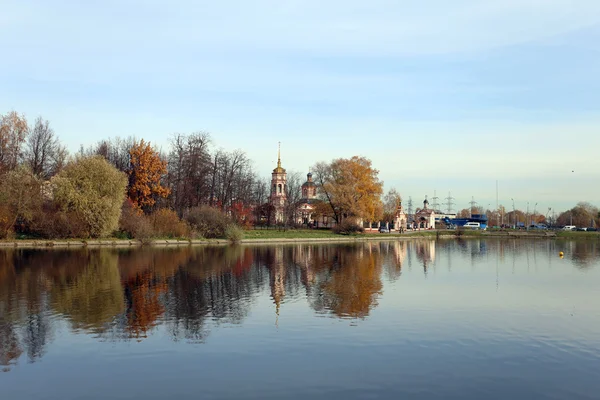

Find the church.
[
  {"left": 413, "top": 197, "right": 436, "bottom": 229},
  {"left": 267, "top": 146, "right": 335, "bottom": 227}
]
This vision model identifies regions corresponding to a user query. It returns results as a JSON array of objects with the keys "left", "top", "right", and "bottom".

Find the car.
[
  {"left": 576, "top": 227, "right": 587, "bottom": 232},
  {"left": 463, "top": 222, "right": 480, "bottom": 229},
  {"left": 586, "top": 227, "right": 598, "bottom": 232},
  {"left": 562, "top": 225, "right": 576, "bottom": 231},
  {"left": 379, "top": 226, "right": 390, "bottom": 233}
]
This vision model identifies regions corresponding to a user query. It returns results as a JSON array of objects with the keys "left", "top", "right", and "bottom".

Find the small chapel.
[{"left": 414, "top": 197, "right": 436, "bottom": 229}]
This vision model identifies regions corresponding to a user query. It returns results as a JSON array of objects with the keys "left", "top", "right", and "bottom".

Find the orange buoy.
[{"left": 559, "top": 251, "right": 564, "bottom": 257}]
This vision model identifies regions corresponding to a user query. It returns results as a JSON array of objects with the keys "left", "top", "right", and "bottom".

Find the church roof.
[
  {"left": 272, "top": 144, "right": 286, "bottom": 174},
  {"left": 273, "top": 165, "right": 286, "bottom": 174}
]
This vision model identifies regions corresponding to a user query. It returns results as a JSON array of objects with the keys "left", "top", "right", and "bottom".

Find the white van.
[
  {"left": 563, "top": 225, "right": 576, "bottom": 231},
  {"left": 464, "top": 222, "right": 481, "bottom": 229}
]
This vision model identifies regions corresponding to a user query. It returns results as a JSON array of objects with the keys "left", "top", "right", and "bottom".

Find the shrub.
[
  {"left": 225, "top": 224, "right": 243, "bottom": 243},
  {"left": 52, "top": 155, "right": 127, "bottom": 238},
  {"left": 333, "top": 220, "right": 365, "bottom": 235},
  {"left": 185, "top": 206, "right": 232, "bottom": 239},
  {"left": 118, "top": 199, "right": 155, "bottom": 240},
  {"left": 0, "top": 166, "right": 43, "bottom": 238},
  {"left": 150, "top": 209, "right": 189, "bottom": 238},
  {"left": 30, "top": 204, "right": 89, "bottom": 239}
]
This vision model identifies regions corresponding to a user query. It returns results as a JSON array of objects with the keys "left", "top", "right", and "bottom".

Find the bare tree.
[
  {"left": 284, "top": 171, "right": 304, "bottom": 226},
  {"left": 382, "top": 188, "right": 401, "bottom": 222},
  {"left": 91, "top": 136, "right": 135, "bottom": 173},
  {"left": 25, "top": 117, "right": 67, "bottom": 179},
  {"left": 167, "top": 132, "right": 212, "bottom": 214},
  {"left": 0, "top": 111, "right": 28, "bottom": 173}
]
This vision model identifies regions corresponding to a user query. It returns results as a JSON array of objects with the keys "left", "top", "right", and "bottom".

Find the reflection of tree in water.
[
  {"left": 569, "top": 241, "right": 599, "bottom": 269},
  {"left": 305, "top": 243, "right": 383, "bottom": 319},
  {"left": 51, "top": 251, "right": 124, "bottom": 333},
  {"left": 0, "top": 321, "right": 22, "bottom": 372},
  {"left": 161, "top": 246, "right": 261, "bottom": 342},
  {"left": 0, "top": 249, "right": 61, "bottom": 369},
  {"left": 4, "top": 239, "right": 597, "bottom": 369}
]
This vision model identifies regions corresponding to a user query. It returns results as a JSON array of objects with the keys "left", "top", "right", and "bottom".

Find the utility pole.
[
  {"left": 444, "top": 192, "right": 455, "bottom": 214},
  {"left": 469, "top": 196, "right": 478, "bottom": 217},
  {"left": 511, "top": 198, "right": 516, "bottom": 228},
  {"left": 496, "top": 180, "right": 499, "bottom": 211},
  {"left": 432, "top": 190, "right": 440, "bottom": 212}
]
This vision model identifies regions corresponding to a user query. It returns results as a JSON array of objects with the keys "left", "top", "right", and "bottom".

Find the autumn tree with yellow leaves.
[
  {"left": 128, "top": 139, "right": 170, "bottom": 213},
  {"left": 313, "top": 156, "right": 383, "bottom": 224}
]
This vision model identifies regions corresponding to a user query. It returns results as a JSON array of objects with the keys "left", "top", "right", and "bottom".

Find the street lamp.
[
  {"left": 532, "top": 202, "right": 538, "bottom": 226},
  {"left": 511, "top": 198, "right": 516, "bottom": 228}
]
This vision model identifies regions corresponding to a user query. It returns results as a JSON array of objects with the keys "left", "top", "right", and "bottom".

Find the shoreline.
[{"left": 0, "top": 230, "right": 595, "bottom": 249}]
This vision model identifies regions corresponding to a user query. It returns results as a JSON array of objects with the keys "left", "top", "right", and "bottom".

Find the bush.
[
  {"left": 52, "top": 155, "right": 127, "bottom": 238},
  {"left": 150, "top": 209, "right": 189, "bottom": 238},
  {"left": 225, "top": 224, "right": 243, "bottom": 243},
  {"left": 185, "top": 206, "right": 232, "bottom": 239},
  {"left": 118, "top": 200, "right": 155, "bottom": 240},
  {"left": 30, "top": 204, "right": 89, "bottom": 239},
  {"left": 333, "top": 220, "right": 364, "bottom": 235},
  {"left": 0, "top": 166, "right": 43, "bottom": 238}
]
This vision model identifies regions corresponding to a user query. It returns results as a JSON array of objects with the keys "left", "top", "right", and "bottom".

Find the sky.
[{"left": 1, "top": 0, "right": 599, "bottom": 214}]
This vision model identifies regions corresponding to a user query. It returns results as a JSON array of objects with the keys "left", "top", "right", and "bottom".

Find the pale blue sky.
[{"left": 1, "top": 0, "right": 599, "bottom": 213}]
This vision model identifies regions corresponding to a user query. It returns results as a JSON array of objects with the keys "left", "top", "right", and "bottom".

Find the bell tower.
[{"left": 270, "top": 143, "right": 287, "bottom": 223}]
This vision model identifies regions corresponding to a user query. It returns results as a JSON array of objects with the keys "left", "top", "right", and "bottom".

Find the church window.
[{"left": 278, "top": 184, "right": 282, "bottom": 194}]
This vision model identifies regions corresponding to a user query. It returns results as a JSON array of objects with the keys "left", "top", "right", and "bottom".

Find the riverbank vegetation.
[{"left": 1, "top": 110, "right": 598, "bottom": 241}]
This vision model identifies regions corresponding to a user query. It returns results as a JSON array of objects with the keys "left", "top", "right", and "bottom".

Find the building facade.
[{"left": 414, "top": 198, "right": 436, "bottom": 229}]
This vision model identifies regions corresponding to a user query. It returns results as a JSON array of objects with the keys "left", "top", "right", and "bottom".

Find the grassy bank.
[
  {"left": 243, "top": 229, "right": 340, "bottom": 240},
  {"left": 555, "top": 231, "right": 600, "bottom": 239},
  {"left": 2, "top": 228, "right": 598, "bottom": 249}
]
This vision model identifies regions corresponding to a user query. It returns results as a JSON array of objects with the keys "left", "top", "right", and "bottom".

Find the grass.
[
  {"left": 556, "top": 231, "right": 600, "bottom": 239},
  {"left": 243, "top": 228, "right": 341, "bottom": 240}
]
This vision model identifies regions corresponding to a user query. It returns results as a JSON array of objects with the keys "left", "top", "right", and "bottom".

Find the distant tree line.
[{"left": 2, "top": 110, "right": 597, "bottom": 238}]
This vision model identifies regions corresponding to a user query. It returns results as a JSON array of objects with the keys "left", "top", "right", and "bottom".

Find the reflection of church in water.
[{"left": 414, "top": 240, "right": 436, "bottom": 273}]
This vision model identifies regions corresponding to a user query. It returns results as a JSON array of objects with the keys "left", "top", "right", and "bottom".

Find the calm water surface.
[{"left": 1, "top": 239, "right": 599, "bottom": 399}]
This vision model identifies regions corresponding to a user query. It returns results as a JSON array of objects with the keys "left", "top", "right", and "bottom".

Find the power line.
[
  {"left": 432, "top": 190, "right": 440, "bottom": 212},
  {"left": 443, "top": 192, "right": 455, "bottom": 214},
  {"left": 469, "top": 196, "right": 478, "bottom": 215}
]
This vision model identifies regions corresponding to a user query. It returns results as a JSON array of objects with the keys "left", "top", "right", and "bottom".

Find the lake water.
[{"left": 1, "top": 239, "right": 599, "bottom": 399}]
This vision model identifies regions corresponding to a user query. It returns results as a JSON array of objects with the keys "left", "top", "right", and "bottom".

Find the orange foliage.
[{"left": 128, "top": 139, "right": 170, "bottom": 212}]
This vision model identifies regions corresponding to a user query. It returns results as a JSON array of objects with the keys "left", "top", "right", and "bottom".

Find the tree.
[
  {"left": 0, "top": 166, "right": 42, "bottom": 238},
  {"left": 167, "top": 132, "right": 212, "bottom": 215},
  {"left": 0, "top": 111, "right": 28, "bottom": 173},
  {"left": 52, "top": 155, "right": 128, "bottom": 237},
  {"left": 557, "top": 202, "right": 599, "bottom": 227},
  {"left": 128, "top": 139, "right": 170, "bottom": 213},
  {"left": 382, "top": 188, "right": 402, "bottom": 222},
  {"left": 283, "top": 171, "right": 303, "bottom": 226},
  {"left": 92, "top": 136, "right": 135, "bottom": 173},
  {"left": 313, "top": 156, "right": 383, "bottom": 223},
  {"left": 24, "top": 117, "right": 67, "bottom": 179}
]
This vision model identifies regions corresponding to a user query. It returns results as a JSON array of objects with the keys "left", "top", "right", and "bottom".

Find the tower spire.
[{"left": 277, "top": 142, "right": 281, "bottom": 169}]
